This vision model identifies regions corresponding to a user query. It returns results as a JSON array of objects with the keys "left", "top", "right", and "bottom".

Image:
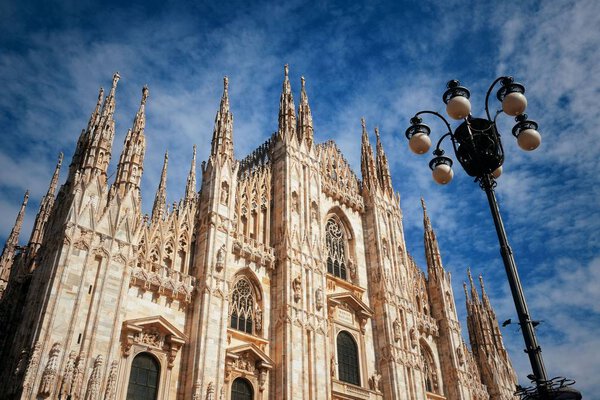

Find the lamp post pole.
[{"left": 404, "top": 78, "right": 581, "bottom": 400}]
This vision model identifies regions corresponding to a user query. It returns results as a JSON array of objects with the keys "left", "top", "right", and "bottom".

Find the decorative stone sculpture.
[
  {"left": 59, "top": 351, "right": 77, "bottom": 399},
  {"left": 22, "top": 342, "right": 41, "bottom": 394},
  {"left": 215, "top": 245, "right": 225, "bottom": 272},
  {"left": 315, "top": 288, "right": 323, "bottom": 311},
  {"left": 369, "top": 371, "right": 382, "bottom": 392},
  {"left": 103, "top": 361, "right": 119, "bottom": 400},
  {"left": 255, "top": 306, "right": 263, "bottom": 332},
  {"left": 393, "top": 318, "right": 402, "bottom": 343},
  {"left": 292, "top": 275, "right": 302, "bottom": 303},
  {"left": 39, "top": 342, "right": 61, "bottom": 397},
  {"left": 205, "top": 382, "right": 215, "bottom": 400},
  {"left": 84, "top": 355, "right": 103, "bottom": 400},
  {"left": 410, "top": 327, "right": 418, "bottom": 348}
]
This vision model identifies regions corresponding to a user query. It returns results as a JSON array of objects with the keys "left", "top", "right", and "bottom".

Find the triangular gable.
[
  {"left": 123, "top": 315, "right": 187, "bottom": 344},
  {"left": 226, "top": 343, "right": 274, "bottom": 369},
  {"left": 328, "top": 291, "right": 374, "bottom": 319}
]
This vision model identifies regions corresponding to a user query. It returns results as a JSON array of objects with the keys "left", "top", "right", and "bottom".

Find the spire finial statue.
[
  {"left": 209, "top": 77, "right": 234, "bottom": 160},
  {"left": 152, "top": 151, "right": 168, "bottom": 222},
  {"left": 297, "top": 75, "right": 314, "bottom": 147},
  {"left": 184, "top": 145, "right": 197, "bottom": 204}
]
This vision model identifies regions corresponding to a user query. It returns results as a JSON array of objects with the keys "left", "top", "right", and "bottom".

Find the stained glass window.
[
  {"left": 326, "top": 218, "right": 347, "bottom": 280},
  {"left": 230, "top": 277, "right": 255, "bottom": 334},
  {"left": 337, "top": 331, "right": 360, "bottom": 386}
]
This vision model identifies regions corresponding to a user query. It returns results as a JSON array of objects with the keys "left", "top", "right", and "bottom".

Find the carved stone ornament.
[
  {"left": 393, "top": 318, "right": 402, "bottom": 343},
  {"left": 22, "top": 342, "right": 41, "bottom": 393},
  {"left": 255, "top": 306, "right": 263, "bottom": 332},
  {"left": 59, "top": 351, "right": 77, "bottom": 399},
  {"left": 38, "top": 342, "right": 61, "bottom": 397},
  {"left": 369, "top": 371, "right": 382, "bottom": 392},
  {"left": 410, "top": 327, "right": 418, "bottom": 348},
  {"left": 103, "top": 361, "right": 119, "bottom": 400},
  {"left": 215, "top": 245, "right": 226, "bottom": 272},
  {"left": 315, "top": 288, "right": 323, "bottom": 311},
  {"left": 457, "top": 345, "right": 465, "bottom": 365},
  {"left": 84, "top": 355, "right": 104, "bottom": 400},
  {"left": 205, "top": 381, "right": 215, "bottom": 400},
  {"left": 292, "top": 275, "right": 302, "bottom": 303}
]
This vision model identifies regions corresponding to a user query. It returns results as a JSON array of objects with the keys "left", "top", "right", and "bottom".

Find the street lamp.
[{"left": 404, "top": 77, "right": 581, "bottom": 400}]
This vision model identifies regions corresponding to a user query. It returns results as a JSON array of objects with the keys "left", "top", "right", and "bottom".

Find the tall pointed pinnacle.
[
  {"left": 112, "top": 86, "right": 148, "bottom": 199},
  {"left": 297, "top": 76, "right": 314, "bottom": 148},
  {"left": 467, "top": 267, "right": 479, "bottom": 303},
  {"left": 184, "top": 145, "right": 197, "bottom": 204},
  {"left": 360, "top": 118, "right": 378, "bottom": 191},
  {"left": 421, "top": 197, "right": 443, "bottom": 278},
  {"left": 463, "top": 281, "right": 470, "bottom": 304},
  {"left": 151, "top": 151, "right": 168, "bottom": 222},
  {"left": 374, "top": 127, "right": 393, "bottom": 194},
  {"left": 210, "top": 77, "right": 234, "bottom": 160},
  {"left": 478, "top": 274, "right": 492, "bottom": 310},
  {"left": 0, "top": 191, "right": 29, "bottom": 293},
  {"left": 81, "top": 72, "right": 120, "bottom": 183},
  {"left": 28, "top": 153, "right": 63, "bottom": 252},
  {"left": 278, "top": 64, "right": 297, "bottom": 141}
]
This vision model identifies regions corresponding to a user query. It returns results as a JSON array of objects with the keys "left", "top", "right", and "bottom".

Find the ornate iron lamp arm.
[
  {"left": 414, "top": 110, "right": 458, "bottom": 153},
  {"left": 484, "top": 76, "right": 508, "bottom": 121}
]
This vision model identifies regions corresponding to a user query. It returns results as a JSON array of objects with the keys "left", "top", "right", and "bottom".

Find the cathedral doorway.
[
  {"left": 126, "top": 352, "right": 160, "bottom": 400},
  {"left": 231, "top": 377, "right": 254, "bottom": 400}
]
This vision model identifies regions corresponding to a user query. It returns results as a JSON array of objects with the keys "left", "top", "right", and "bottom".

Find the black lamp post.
[{"left": 404, "top": 77, "right": 581, "bottom": 400}]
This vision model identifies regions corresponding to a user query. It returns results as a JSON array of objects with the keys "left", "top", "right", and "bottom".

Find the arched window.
[
  {"left": 326, "top": 218, "right": 347, "bottom": 280},
  {"left": 230, "top": 277, "right": 255, "bottom": 334},
  {"left": 231, "top": 378, "right": 253, "bottom": 400},
  {"left": 421, "top": 344, "right": 439, "bottom": 394},
  {"left": 126, "top": 353, "right": 159, "bottom": 400},
  {"left": 337, "top": 331, "right": 360, "bottom": 386}
]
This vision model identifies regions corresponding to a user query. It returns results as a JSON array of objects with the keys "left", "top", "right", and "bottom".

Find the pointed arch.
[
  {"left": 420, "top": 340, "right": 441, "bottom": 395},
  {"left": 337, "top": 331, "right": 360, "bottom": 386},
  {"left": 229, "top": 270, "right": 263, "bottom": 336}
]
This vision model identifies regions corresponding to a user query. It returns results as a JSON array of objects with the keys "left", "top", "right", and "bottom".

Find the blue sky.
[{"left": 1, "top": 0, "right": 598, "bottom": 395}]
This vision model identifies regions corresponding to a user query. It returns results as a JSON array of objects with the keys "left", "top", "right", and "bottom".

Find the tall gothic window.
[
  {"left": 337, "top": 331, "right": 360, "bottom": 386},
  {"left": 126, "top": 353, "right": 159, "bottom": 400},
  {"left": 422, "top": 345, "right": 438, "bottom": 394},
  {"left": 230, "top": 277, "right": 255, "bottom": 334},
  {"left": 326, "top": 218, "right": 347, "bottom": 280},
  {"left": 231, "top": 378, "right": 253, "bottom": 400}
]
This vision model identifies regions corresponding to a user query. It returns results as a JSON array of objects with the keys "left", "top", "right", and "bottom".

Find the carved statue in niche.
[
  {"left": 39, "top": 342, "right": 61, "bottom": 396},
  {"left": 410, "top": 328, "right": 418, "bottom": 348},
  {"left": 258, "top": 369, "right": 267, "bottom": 391},
  {"left": 369, "top": 371, "right": 382, "bottom": 392},
  {"left": 291, "top": 192, "right": 299, "bottom": 214},
  {"left": 215, "top": 245, "right": 225, "bottom": 272},
  {"left": 292, "top": 275, "right": 302, "bottom": 303},
  {"left": 330, "top": 355, "right": 336, "bottom": 378},
  {"left": 315, "top": 288, "right": 323, "bottom": 310},
  {"left": 255, "top": 306, "right": 263, "bottom": 333},
  {"left": 456, "top": 345, "right": 464, "bottom": 365},
  {"left": 347, "top": 258, "right": 357, "bottom": 281},
  {"left": 393, "top": 318, "right": 402, "bottom": 343},
  {"left": 310, "top": 202, "right": 318, "bottom": 222},
  {"left": 220, "top": 182, "right": 229, "bottom": 205}
]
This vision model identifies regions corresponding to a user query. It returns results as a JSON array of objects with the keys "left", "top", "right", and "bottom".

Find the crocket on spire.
[
  {"left": 297, "top": 76, "right": 314, "bottom": 148},
  {"left": 184, "top": 145, "right": 197, "bottom": 205},
  {"left": 278, "top": 64, "right": 297, "bottom": 141},
  {"left": 151, "top": 151, "right": 168, "bottom": 222}
]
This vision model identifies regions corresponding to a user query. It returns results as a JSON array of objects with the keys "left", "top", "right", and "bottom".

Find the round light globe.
[
  {"left": 409, "top": 132, "right": 431, "bottom": 155},
  {"left": 502, "top": 92, "right": 527, "bottom": 116},
  {"left": 492, "top": 166, "right": 503, "bottom": 178},
  {"left": 517, "top": 128, "right": 541, "bottom": 151},
  {"left": 446, "top": 96, "right": 471, "bottom": 120},
  {"left": 432, "top": 164, "right": 454, "bottom": 185}
]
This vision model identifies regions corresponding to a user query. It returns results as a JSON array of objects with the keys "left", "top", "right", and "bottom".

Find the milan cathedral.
[{"left": 0, "top": 66, "right": 517, "bottom": 400}]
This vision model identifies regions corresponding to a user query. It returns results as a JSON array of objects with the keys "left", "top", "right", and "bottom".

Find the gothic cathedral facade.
[{"left": 0, "top": 66, "right": 518, "bottom": 400}]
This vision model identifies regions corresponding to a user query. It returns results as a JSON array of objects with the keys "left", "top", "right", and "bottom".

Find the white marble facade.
[{"left": 0, "top": 67, "right": 517, "bottom": 400}]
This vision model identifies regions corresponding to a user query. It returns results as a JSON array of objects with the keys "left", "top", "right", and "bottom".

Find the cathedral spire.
[
  {"left": 184, "top": 145, "right": 197, "bottom": 204},
  {"left": 360, "top": 118, "right": 378, "bottom": 191},
  {"left": 421, "top": 197, "right": 444, "bottom": 278},
  {"left": 111, "top": 86, "right": 148, "bottom": 200},
  {"left": 467, "top": 267, "right": 479, "bottom": 303},
  {"left": 80, "top": 72, "right": 120, "bottom": 184},
  {"left": 28, "top": 153, "right": 63, "bottom": 254},
  {"left": 375, "top": 127, "right": 393, "bottom": 194},
  {"left": 151, "top": 151, "right": 168, "bottom": 222},
  {"left": 297, "top": 76, "right": 314, "bottom": 148},
  {"left": 278, "top": 64, "right": 297, "bottom": 141},
  {"left": 478, "top": 274, "right": 492, "bottom": 310},
  {"left": 0, "top": 191, "right": 29, "bottom": 296},
  {"left": 210, "top": 77, "right": 234, "bottom": 160}
]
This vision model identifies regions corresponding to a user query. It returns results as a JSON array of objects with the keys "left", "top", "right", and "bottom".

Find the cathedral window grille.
[
  {"left": 230, "top": 277, "right": 255, "bottom": 334},
  {"left": 337, "top": 331, "right": 360, "bottom": 386},
  {"left": 231, "top": 377, "right": 253, "bottom": 400},
  {"left": 326, "top": 218, "right": 347, "bottom": 280},
  {"left": 126, "top": 353, "right": 159, "bottom": 400},
  {"left": 421, "top": 345, "right": 438, "bottom": 394}
]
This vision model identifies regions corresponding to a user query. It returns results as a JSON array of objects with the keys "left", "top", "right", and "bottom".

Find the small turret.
[
  {"left": 210, "top": 77, "right": 234, "bottom": 160},
  {"left": 374, "top": 127, "right": 393, "bottom": 194},
  {"left": 184, "top": 145, "right": 197, "bottom": 205},
  {"left": 360, "top": 118, "right": 378, "bottom": 191},
  {"left": 297, "top": 76, "right": 314, "bottom": 148},
  {"left": 421, "top": 197, "right": 444, "bottom": 280},
  {"left": 151, "top": 151, "right": 168, "bottom": 222},
  {"left": 80, "top": 72, "right": 120, "bottom": 184},
  {"left": 111, "top": 85, "right": 148, "bottom": 200},
  {"left": 27, "top": 153, "right": 63, "bottom": 259},
  {"left": 0, "top": 191, "right": 29, "bottom": 298},
  {"left": 277, "top": 65, "right": 297, "bottom": 141}
]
